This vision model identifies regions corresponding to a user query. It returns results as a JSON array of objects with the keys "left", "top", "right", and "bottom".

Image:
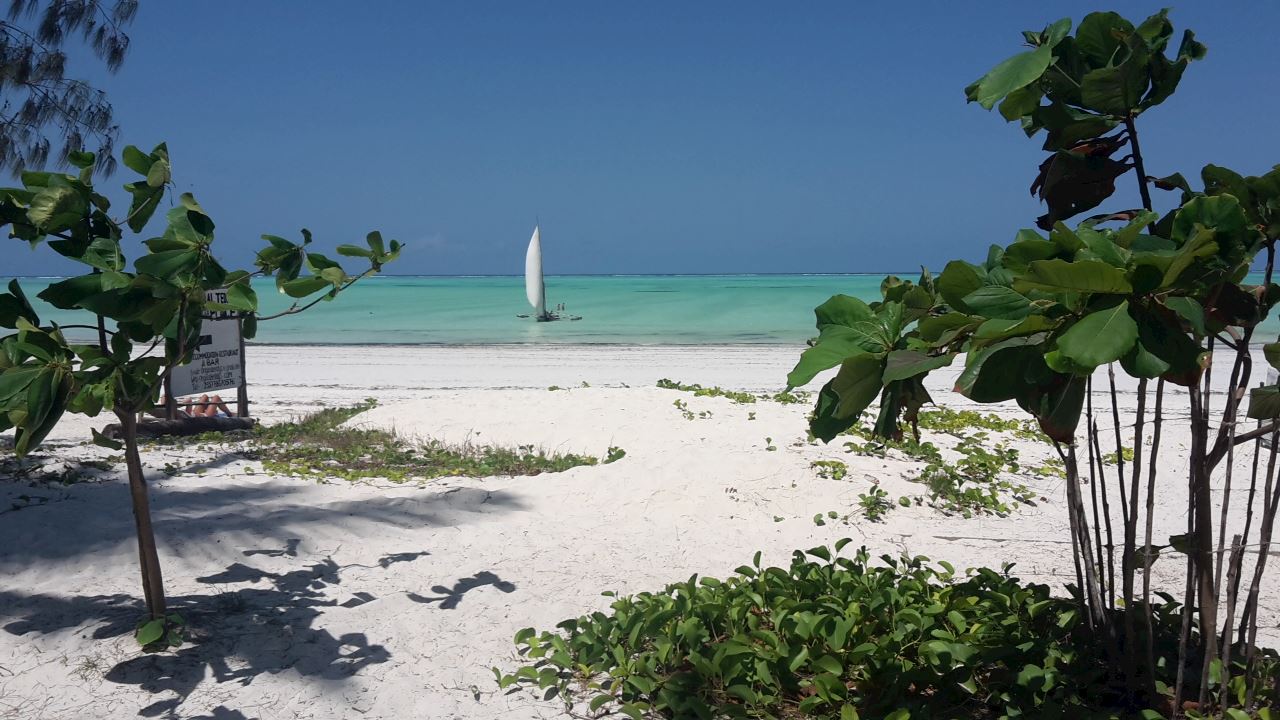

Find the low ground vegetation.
[
  {"left": 251, "top": 401, "right": 611, "bottom": 481},
  {"left": 657, "top": 379, "right": 808, "bottom": 405},
  {"left": 833, "top": 409, "right": 1044, "bottom": 519},
  {"left": 144, "top": 400, "right": 613, "bottom": 483},
  {"left": 497, "top": 543, "right": 1278, "bottom": 719}
]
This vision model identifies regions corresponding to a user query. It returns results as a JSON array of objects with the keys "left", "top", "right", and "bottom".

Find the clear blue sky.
[{"left": 7, "top": 2, "right": 1279, "bottom": 276}]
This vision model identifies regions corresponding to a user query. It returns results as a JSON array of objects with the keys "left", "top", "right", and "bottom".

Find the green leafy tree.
[
  {"left": 791, "top": 10, "right": 1280, "bottom": 713},
  {"left": 1, "top": 0, "right": 139, "bottom": 176},
  {"left": 0, "top": 142, "right": 401, "bottom": 637}
]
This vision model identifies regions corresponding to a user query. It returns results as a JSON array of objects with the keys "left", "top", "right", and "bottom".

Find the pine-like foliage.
[{"left": 0, "top": 0, "right": 138, "bottom": 176}]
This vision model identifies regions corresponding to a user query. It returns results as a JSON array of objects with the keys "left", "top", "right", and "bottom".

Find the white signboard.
[{"left": 169, "top": 289, "right": 244, "bottom": 397}]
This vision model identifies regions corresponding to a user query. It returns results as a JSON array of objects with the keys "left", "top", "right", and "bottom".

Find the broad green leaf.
[
  {"left": 1265, "top": 343, "right": 1280, "bottom": 372},
  {"left": 1120, "top": 339, "right": 1170, "bottom": 379},
  {"left": 882, "top": 350, "right": 953, "bottom": 383},
  {"left": 224, "top": 283, "right": 257, "bottom": 312},
  {"left": 830, "top": 354, "right": 885, "bottom": 420},
  {"left": 814, "top": 294, "right": 875, "bottom": 330},
  {"left": 124, "top": 182, "right": 164, "bottom": 233},
  {"left": 960, "top": 286, "right": 1030, "bottom": 320},
  {"left": 1054, "top": 301, "right": 1137, "bottom": 370},
  {"left": 1016, "top": 259, "right": 1132, "bottom": 294},
  {"left": 146, "top": 158, "right": 170, "bottom": 188},
  {"left": 917, "top": 312, "right": 979, "bottom": 343},
  {"left": 0, "top": 280, "right": 40, "bottom": 328},
  {"left": 0, "top": 366, "right": 42, "bottom": 405},
  {"left": 937, "top": 261, "right": 984, "bottom": 311},
  {"left": 135, "top": 249, "right": 200, "bottom": 279},
  {"left": 281, "top": 276, "right": 331, "bottom": 298},
  {"left": 1075, "top": 12, "right": 1136, "bottom": 66},
  {"left": 36, "top": 274, "right": 102, "bottom": 310},
  {"left": 336, "top": 244, "right": 373, "bottom": 258},
  {"left": 788, "top": 296, "right": 896, "bottom": 388},
  {"left": 1160, "top": 230, "right": 1218, "bottom": 289},
  {"left": 974, "top": 315, "right": 1057, "bottom": 342},
  {"left": 1248, "top": 386, "right": 1280, "bottom": 420},
  {"left": 1035, "top": 104, "right": 1120, "bottom": 151},
  {"left": 1080, "top": 55, "right": 1148, "bottom": 116},
  {"left": 1049, "top": 221, "right": 1085, "bottom": 253},
  {"left": 966, "top": 44, "right": 1053, "bottom": 111},
  {"left": 788, "top": 334, "right": 876, "bottom": 389},
  {"left": 15, "top": 367, "right": 70, "bottom": 456},
  {"left": 1023, "top": 374, "right": 1085, "bottom": 443},
  {"left": 135, "top": 619, "right": 165, "bottom": 646},
  {"left": 121, "top": 145, "right": 153, "bottom": 175},
  {"left": 998, "top": 84, "right": 1041, "bottom": 121},
  {"left": 1172, "top": 195, "right": 1248, "bottom": 245},
  {"left": 955, "top": 336, "right": 1044, "bottom": 403},
  {"left": 1075, "top": 225, "right": 1130, "bottom": 267},
  {"left": 27, "top": 185, "right": 86, "bottom": 232},
  {"left": 1002, "top": 238, "right": 1059, "bottom": 270}
]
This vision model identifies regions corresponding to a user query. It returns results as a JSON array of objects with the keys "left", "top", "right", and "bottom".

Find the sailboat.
[{"left": 519, "top": 224, "right": 580, "bottom": 321}]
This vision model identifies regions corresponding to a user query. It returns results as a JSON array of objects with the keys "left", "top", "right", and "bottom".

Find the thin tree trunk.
[
  {"left": 118, "top": 410, "right": 166, "bottom": 618},
  {"left": 1173, "top": 480, "right": 1197, "bottom": 716},
  {"left": 1235, "top": 428, "right": 1266, "bottom": 647},
  {"left": 1241, "top": 433, "right": 1280, "bottom": 708},
  {"left": 1109, "top": 366, "right": 1131, "bottom": 531},
  {"left": 1142, "top": 379, "right": 1164, "bottom": 695},
  {"left": 1218, "top": 534, "right": 1244, "bottom": 714},
  {"left": 1086, "top": 382, "right": 1113, "bottom": 609},
  {"left": 1125, "top": 377, "right": 1147, "bottom": 696},
  {"left": 1090, "top": 418, "right": 1117, "bottom": 610},
  {"left": 1064, "top": 442, "right": 1109, "bottom": 634},
  {"left": 1188, "top": 388, "right": 1220, "bottom": 706}
]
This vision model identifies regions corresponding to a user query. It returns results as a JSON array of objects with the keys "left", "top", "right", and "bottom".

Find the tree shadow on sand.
[
  {"left": 1, "top": 479, "right": 526, "bottom": 567},
  {"left": 407, "top": 570, "right": 517, "bottom": 610},
  {"left": 0, "top": 544, "right": 435, "bottom": 718}
]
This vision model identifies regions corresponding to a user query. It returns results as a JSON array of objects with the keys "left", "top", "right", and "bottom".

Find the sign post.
[{"left": 169, "top": 289, "right": 249, "bottom": 416}]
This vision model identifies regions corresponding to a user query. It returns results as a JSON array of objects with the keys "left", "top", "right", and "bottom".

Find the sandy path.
[{"left": 1, "top": 345, "right": 1276, "bottom": 719}]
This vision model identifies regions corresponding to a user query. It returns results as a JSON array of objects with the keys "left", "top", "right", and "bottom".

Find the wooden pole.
[{"left": 237, "top": 313, "right": 249, "bottom": 418}]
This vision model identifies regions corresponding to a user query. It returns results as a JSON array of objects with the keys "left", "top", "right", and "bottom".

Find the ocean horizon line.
[{"left": 4, "top": 271, "right": 923, "bottom": 281}]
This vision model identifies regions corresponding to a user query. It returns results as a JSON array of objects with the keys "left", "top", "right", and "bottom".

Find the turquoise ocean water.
[
  {"left": 7, "top": 273, "right": 1276, "bottom": 345},
  {"left": 8, "top": 275, "right": 887, "bottom": 345}
]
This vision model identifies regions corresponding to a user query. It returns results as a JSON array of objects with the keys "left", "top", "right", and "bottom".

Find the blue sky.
[{"left": 7, "top": 2, "right": 1279, "bottom": 276}]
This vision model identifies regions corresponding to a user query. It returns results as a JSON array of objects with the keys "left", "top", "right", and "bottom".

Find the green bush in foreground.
[{"left": 496, "top": 543, "right": 1277, "bottom": 719}]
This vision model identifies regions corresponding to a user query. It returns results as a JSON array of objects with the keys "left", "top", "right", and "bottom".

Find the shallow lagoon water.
[{"left": 9, "top": 273, "right": 1276, "bottom": 345}]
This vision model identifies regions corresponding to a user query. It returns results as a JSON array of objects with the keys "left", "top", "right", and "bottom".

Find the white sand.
[{"left": 0, "top": 345, "right": 1276, "bottom": 719}]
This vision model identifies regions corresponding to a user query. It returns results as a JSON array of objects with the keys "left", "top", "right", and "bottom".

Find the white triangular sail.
[{"left": 524, "top": 225, "right": 546, "bottom": 318}]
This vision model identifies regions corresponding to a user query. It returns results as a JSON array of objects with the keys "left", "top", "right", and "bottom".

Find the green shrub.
[{"left": 496, "top": 544, "right": 1277, "bottom": 719}]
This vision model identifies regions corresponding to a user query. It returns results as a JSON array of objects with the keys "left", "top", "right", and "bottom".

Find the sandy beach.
[{"left": 1, "top": 344, "right": 1276, "bottom": 719}]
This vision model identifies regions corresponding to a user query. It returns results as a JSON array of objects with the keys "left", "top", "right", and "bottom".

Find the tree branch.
[{"left": 255, "top": 269, "right": 376, "bottom": 322}]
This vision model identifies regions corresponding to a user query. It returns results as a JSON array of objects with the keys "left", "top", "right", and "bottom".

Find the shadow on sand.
[
  {"left": 408, "top": 571, "right": 517, "bottom": 610},
  {"left": 0, "top": 460, "right": 530, "bottom": 716},
  {"left": 1, "top": 544, "right": 431, "bottom": 718},
  {"left": 0, "top": 474, "right": 527, "bottom": 567}
]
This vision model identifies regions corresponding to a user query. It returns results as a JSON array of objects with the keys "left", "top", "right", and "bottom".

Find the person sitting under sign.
[
  {"left": 157, "top": 394, "right": 233, "bottom": 419},
  {"left": 188, "top": 394, "right": 233, "bottom": 418}
]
